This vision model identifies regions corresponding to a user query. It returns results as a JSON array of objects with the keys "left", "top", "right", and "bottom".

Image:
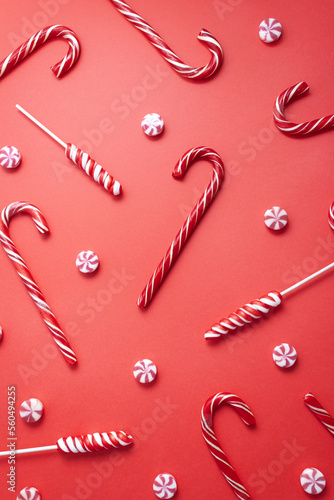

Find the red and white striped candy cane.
[
  {"left": 201, "top": 392, "right": 255, "bottom": 500},
  {"left": 206, "top": 291, "right": 282, "bottom": 339},
  {"left": 273, "top": 81, "right": 334, "bottom": 134},
  {"left": 0, "top": 202, "right": 77, "bottom": 365},
  {"left": 138, "top": 147, "right": 224, "bottom": 307},
  {"left": 304, "top": 392, "right": 334, "bottom": 437},
  {"left": 0, "top": 25, "right": 80, "bottom": 79},
  {"left": 109, "top": 0, "right": 223, "bottom": 80}
]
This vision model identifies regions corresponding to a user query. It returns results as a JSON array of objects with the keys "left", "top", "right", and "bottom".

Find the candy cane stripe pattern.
[
  {"left": 153, "top": 473, "right": 177, "bottom": 499},
  {"left": 273, "top": 81, "right": 334, "bottom": 135},
  {"left": 109, "top": 0, "right": 223, "bottom": 80},
  {"left": 0, "top": 146, "right": 22, "bottom": 169},
  {"left": 300, "top": 468, "right": 326, "bottom": 495},
  {"left": 264, "top": 206, "right": 288, "bottom": 230},
  {"left": 0, "top": 25, "right": 80, "bottom": 79},
  {"left": 65, "top": 144, "right": 121, "bottom": 195},
  {"left": 259, "top": 18, "right": 282, "bottom": 43},
  {"left": 57, "top": 431, "right": 133, "bottom": 453},
  {"left": 304, "top": 392, "right": 334, "bottom": 437},
  {"left": 17, "top": 487, "right": 41, "bottom": 500},
  {"left": 205, "top": 291, "right": 282, "bottom": 339},
  {"left": 201, "top": 392, "right": 255, "bottom": 500},
  {"left": 0, "top": 202, "right": 77, "bottom": 364},
  {"left": 20, "top": 398, "right": 44, "bottom": 423},
  {"left": 329, "top": 202, "right": 334, "bottom": 231},
  {"left": 138, "top": 147, "right": 224, "bottom": 307}
]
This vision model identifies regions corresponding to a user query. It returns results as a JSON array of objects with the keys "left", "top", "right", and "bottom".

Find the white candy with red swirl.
[
  {"left": 273, "top": 343, "right": 297, "bottom": 368},
  {"left": 300, "top": 468, "right": 326, "bottom": 495},
  {"left": 153, "top": 473, "right": 177, "bottom": 499},
  {"left": 329, "top": 202, "right": 334, "bottom": 231},
  {"left": 20, "top": 398, "right": 44, "bottom": 423},
  {"left": 76, "top": 250, "right": 99, "bottom": 274},
  {"left": 264, "top": 206, "right": 288, "bottom": 230},
  {"left": 0, "top": 146, "right": 21, "bottom": 168},
  {"left": 141, "top": 113, "right": 164, "bottom": 136},
  {"left": 133, "top": 359, "right": 157, "bottom": 383},
  {"left": 17, "top": 486, "right": 41, "bottom": 500},
  {"left": 259, "top": 18, "right": 282, "bottom": 43}
]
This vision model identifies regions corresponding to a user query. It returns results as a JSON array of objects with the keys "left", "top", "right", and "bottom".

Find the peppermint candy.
[
  {"left": 300, "top": 468, "right": 326, "bottom": 495},
  {"left": 259, "top": 18, "right": 282, "bottom": 43},
  {"left": 141, "top": 113, "right": 164, "bottom": 136},
  {"left": 17, "top": 487, "right": 41, "bottom": 500},
  {"left": 0, "top": 146, "right": 21, "bottom": 168},
  {"left": 76, "top": 250, "right": 99, "bottom": 274},
  {"left": 273, "top": 343, "right": 297, "bottom": 368},
  {"left": 153, "top": 473, "right": 177, "bottom": 499},
  {"left": 133, "top": 359, "right": 157, "bottom": 384},
  {"left": 264, "top": 206, "right": 288, "bottom": 230},
  {"left": 20, "top": 398, "right": 44, "bottom": 423}
]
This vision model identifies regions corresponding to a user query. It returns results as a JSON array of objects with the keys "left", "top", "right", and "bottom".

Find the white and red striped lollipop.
[
  {"left": 133, "top": 359, "right": 157, "bottom": 384},
  {"left": 259, "top": 18, "right": 282, "bottom": 43},
  {"left": 153, "top": 473, "right": 177, "bottom": 499},
  {"left": 300, "top": 468, "right": 326, "bottom": 495},
  {"left": 0, "top": 146, "right": 21, "bottom": 169},
  {"left": 264, "top": 206, "right": 288, "bottom": 230},
  {"left": 141, "top": 113, "right": 164, "bottom": 137},
  {"left": 20, "top": 398, "right": 44, "bottom": 423},
  {"left": 273, "top": 343, "right": 297, "bottom": 368},
  {"left": 76, "top": 250, "right": 99, "bottom": 274},
  {"left": 329, "top": 202, "right": 334, "bottom": 230},
  {"left": 17, "top": 487, "right": 41, "bottom": 500}
]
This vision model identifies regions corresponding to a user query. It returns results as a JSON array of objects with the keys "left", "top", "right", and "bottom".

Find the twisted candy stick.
[
  {"left": 138, "top": 147, "right": 224, "bottom": 307},
  {"left": 273, "top": 81, "right": 334, "bottom": 134},
  {"left": 0, "top": 431, "right": 133, "bottom": 456},
  {"left": 0, "top": 202, "right": 77, "bottom": 364},
  {"left": 0, "top": 25, "right": 80, "bottom": 79},
  {"left": 304, "top": 393, "right": 334, "bottom": 437},
  {"left": 201, "top": 392, "right": 255, "bottom": 500},
  {"left": 329, "top": 202, "right": 334, "bottom": 231},
  {"left": 109, "top": 0, "right": 223, "bottom": 80}
]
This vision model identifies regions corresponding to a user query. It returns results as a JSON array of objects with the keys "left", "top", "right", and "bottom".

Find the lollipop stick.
[
  {"left": 16, "top": 104, "right": 66, "bottom": 148},
  {"left": 281, "top": 262, "right": 334, "bottom": 296},
  {"left": 0, "top": 445, "right": 57, "bottom": 457}
]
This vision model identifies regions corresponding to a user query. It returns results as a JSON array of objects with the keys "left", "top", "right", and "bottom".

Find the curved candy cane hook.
[
  {"left": 273, "top": 81, "right": 334, "bottom": 134},
  {"left": 138, "top": 147, "right": 224, "bottom": 307},
  {"left": 201, "top": 392, "right": 255, "bottom": 500},
  {"left": 0, "top": 202, "right": 77, "bottom": 365},
  {"left": 109, "top": 0, "right": 223, "bottom": 80},
  {"left": 0, "top": 25, "right": 80, "bottom": 79}
]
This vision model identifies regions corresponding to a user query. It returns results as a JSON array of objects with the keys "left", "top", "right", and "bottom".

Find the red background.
[{"left": 0, "top": 0, "right": 333, "bottom": 498}]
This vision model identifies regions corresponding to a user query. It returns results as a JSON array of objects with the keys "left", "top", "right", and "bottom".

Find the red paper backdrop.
[{"left": 0, "top": 0, "right": 333, "bottom": 499}]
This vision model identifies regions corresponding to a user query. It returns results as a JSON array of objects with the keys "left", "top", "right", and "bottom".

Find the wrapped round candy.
[
  {"left": 17, "top": 486, "right": 41, "bottom": 500},
  {"left": 19, "top": 398, "right": 44, "bottom": 423},
  {"left": 153, "top": 473, "right": 177, "bottom": 499}
]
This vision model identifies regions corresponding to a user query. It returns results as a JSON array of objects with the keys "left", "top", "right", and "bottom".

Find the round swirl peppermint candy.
[
  {"left": 19, "top": 398, "right": 44, "bottom": 423},
  {"left": 133, "top": 359, "right": 157, "bottom": 384},
  {"left": 300, "top": 468, "right": 326, "bottom": 495},
  {"left": 259, "top": 18, "right": 282, "bottom": 43},
  {"left": 17, "top": 487, "right": 41, "bottom": 500},
  {"left": 0, "top": 146, "right": 21, "bottom": 169},
  {"left": 141, "top": 113, "right": 164, "bottom": 136},
  {"left": 153, "top": 473, "right": 177, "bottom": 499},
  {"left": 273, "top": 343, "right": 297, "bottom": 368},
  {"left": 264, "top": 206, "right": 288, "bottom": 230},
  {"left": 76, "top": 250, "right": 99, "bottom": 274}
]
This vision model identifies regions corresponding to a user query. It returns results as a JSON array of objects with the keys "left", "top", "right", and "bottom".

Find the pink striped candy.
[
  {"left": 17, "top": 487, "right": 41, "bottom": 500},
  {"left": 259, "top": 18, "right": 282, "bottom": 43},
  {"left": 76, "top": 250, "right": 99, "bottom": 274},
  {"left": 133, "top": 359, "right": 157, "bottom": 384},
  {"left": 0, "top": 146, "right": 21, "bottom": 168},
  {"left": 273, "top": 343, "right": 297, "bottom": 368},
  {"left": 153, "top": 473, "right": 177, "bottom": 499},
  {"left": 20, "top": 398, "right": 44, "bottom": 423},
  {"left": 264, "top": 206, "right": 288, "bottom": 230},
  {"left": 141, "top": 113, "right": 164, "bottom": 136},
  {"left": 300, "top": 468, "right": 326, "bottom": 495},
  {"left": 329, "top": 202, "right": 334, "bottom": 231}
]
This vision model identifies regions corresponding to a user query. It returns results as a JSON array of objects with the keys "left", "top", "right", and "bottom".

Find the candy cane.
[
  {"left": 0, "top": 202, "right": 77, "bottom": 364},
  {"left": 273, "top": 81, "right": 334, "bottom": 134},
  {"left": 0, "top": 431, "right": 133, "bottom": 457},
  {"left": 138, "top": 147, "right": 224, "bottom": 307},
  {"left": 201, "top": 392, "right": 255, "bottom": 500},
  {"left": 109, "top": 0, "right": 223, "bottom": 80},
  {"left": 304, "top": 392, "right": 334, "bottom": 437},
  {"left": 0, "top": 25, "right": 80, "bottom": 79}
]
